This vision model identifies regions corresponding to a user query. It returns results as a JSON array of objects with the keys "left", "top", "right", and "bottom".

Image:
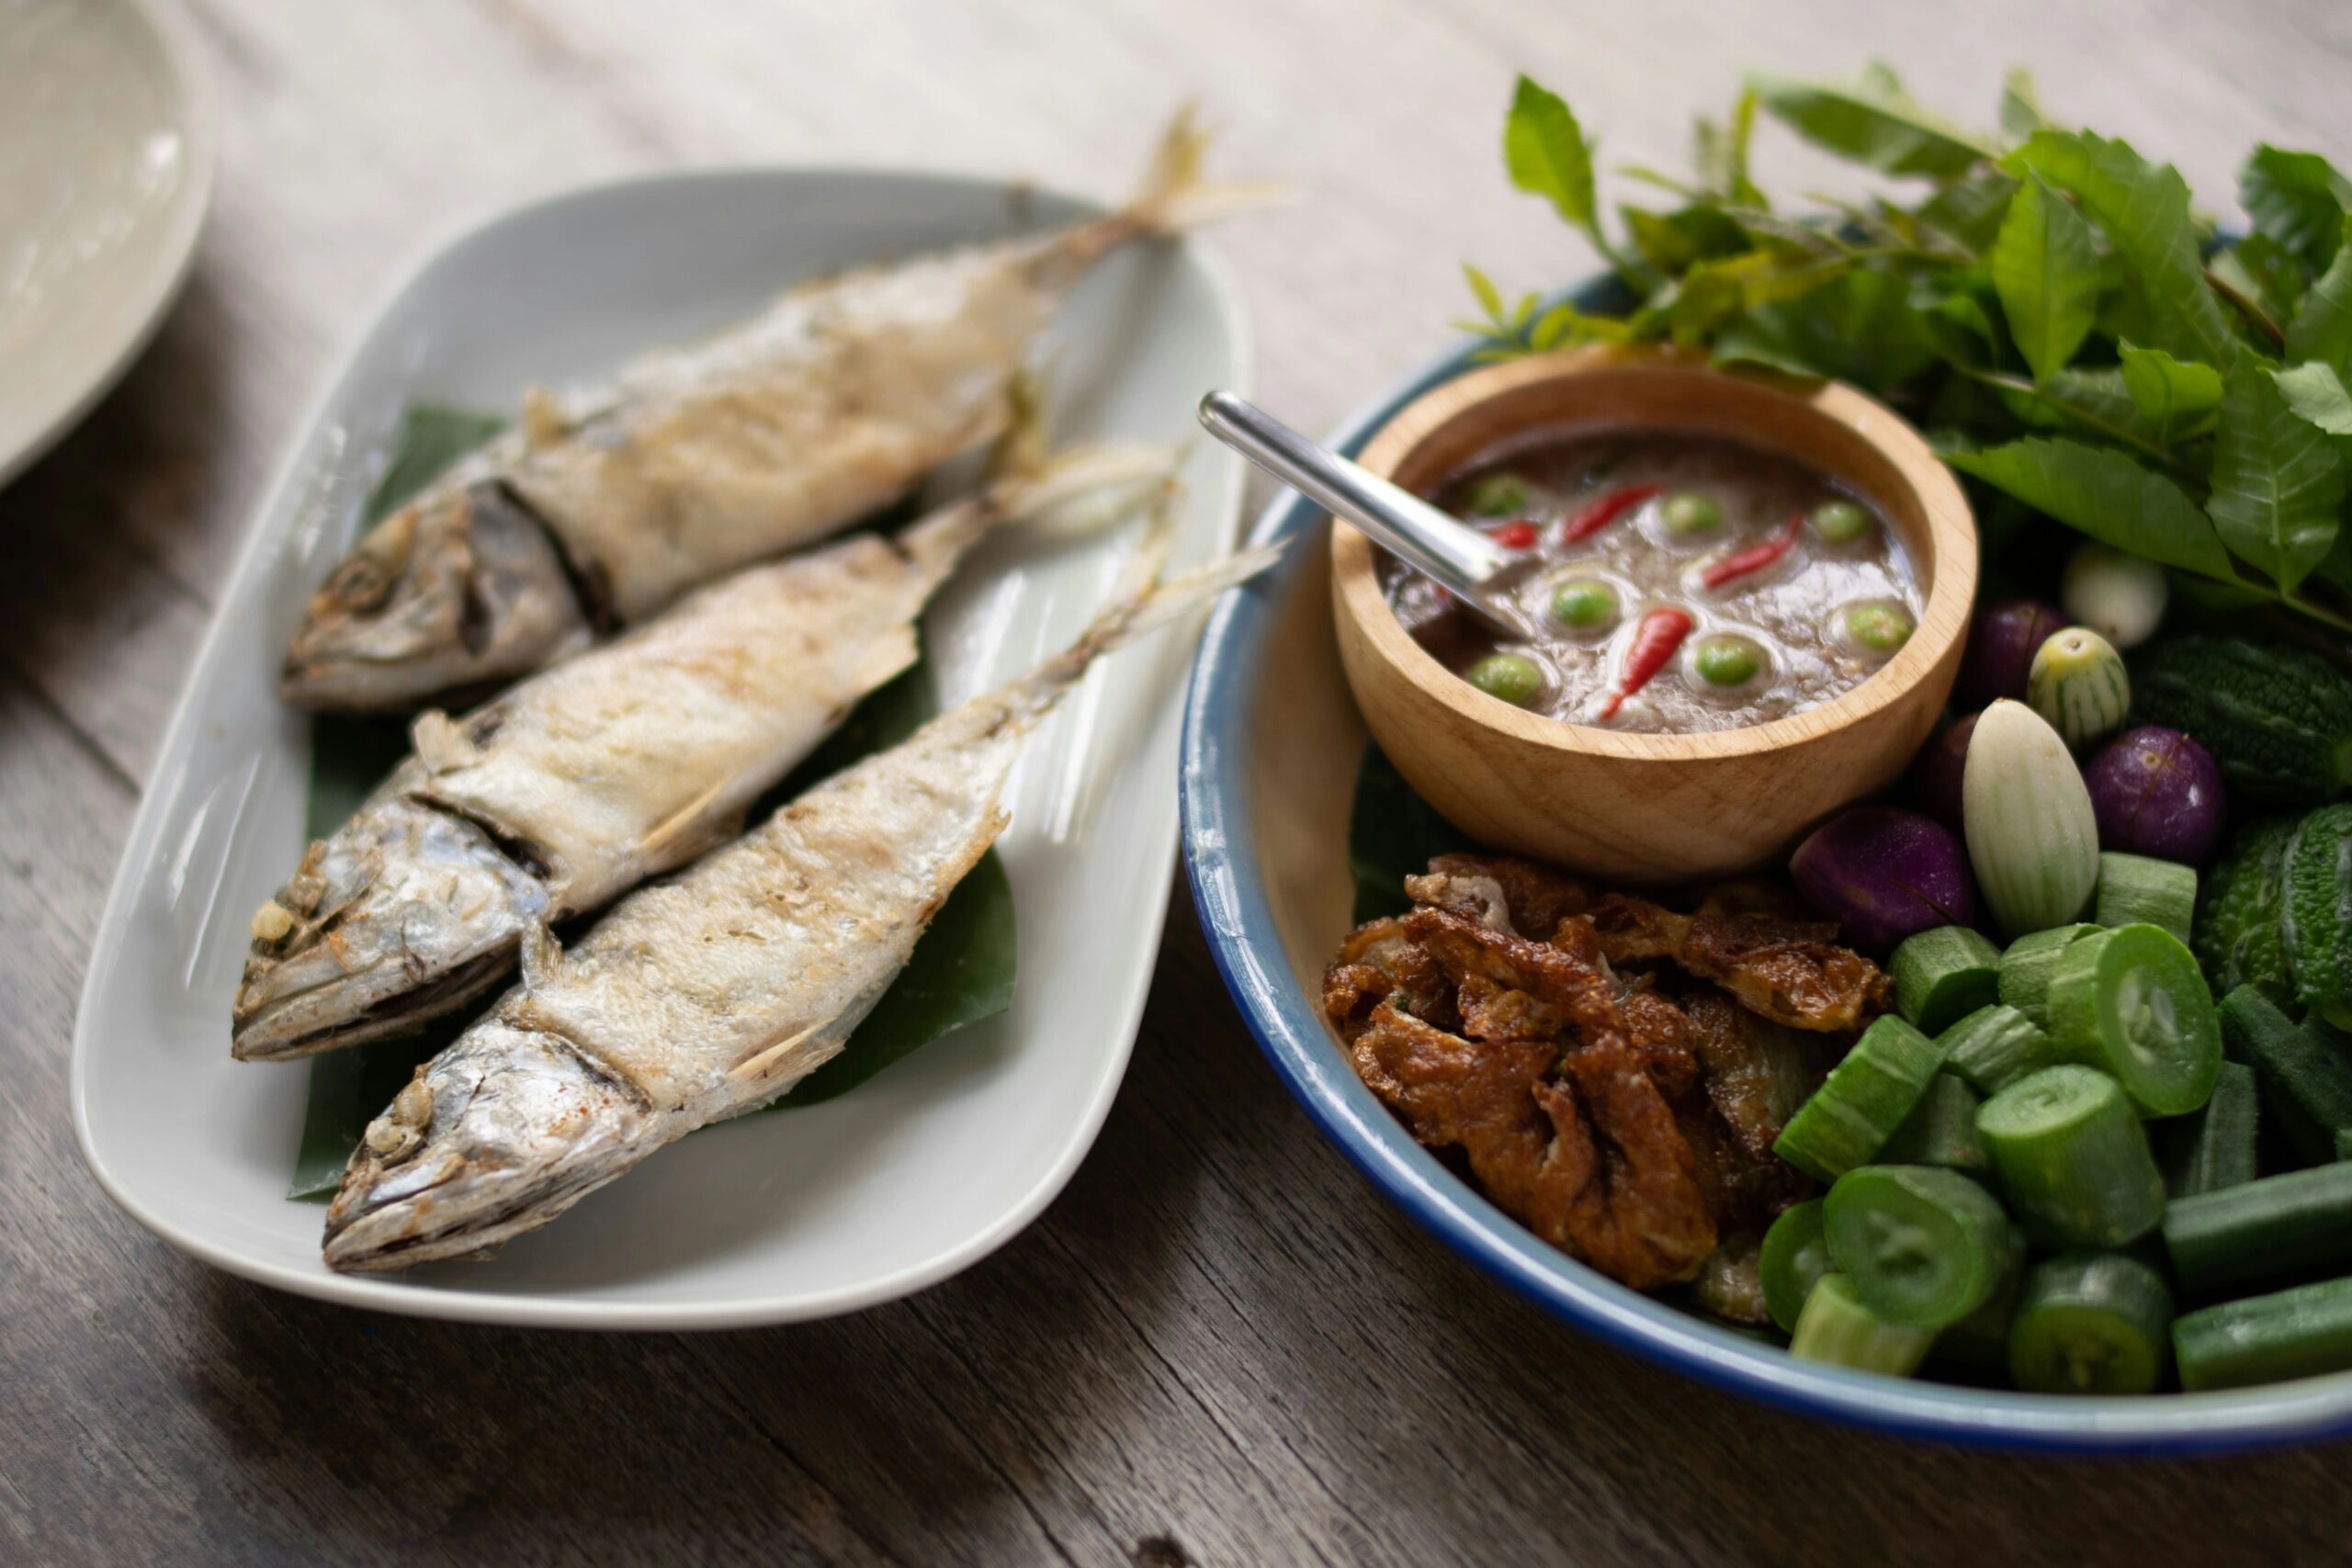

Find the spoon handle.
[{"left": 1196, "top": 391, "right": 1518, "bottom": 614}]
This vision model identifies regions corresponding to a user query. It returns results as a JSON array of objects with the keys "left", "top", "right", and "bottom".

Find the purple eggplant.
[
  {"left": 2084, "top": 726, "right": 2228, "bottom": 864},
  {"left": 1956, "top": 599, "right": 2066, "bottom": 710},
  {"left": 1790, "top": 807, "right": 1977, "bottom": 953},
  {"left": 1910, "top": 712, "right": 1977, "bottom": 831}
]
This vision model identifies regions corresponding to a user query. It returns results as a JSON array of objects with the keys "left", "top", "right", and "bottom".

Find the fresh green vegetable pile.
[
  {"left": 1338, "top": 65, "right": 2352, "bottom": 1396},
  {"left": 1766, "top": 707, "right": 2352, "bottom": 1392},
  {"left": 286, "top": 405, "right": 1016, "bottom": 1200},
  {"left": 1465, "top": 66, "right": 2352, "bottom": 633}
]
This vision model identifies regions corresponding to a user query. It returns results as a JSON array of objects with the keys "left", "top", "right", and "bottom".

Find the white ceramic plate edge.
[
  {"left": 0, "top": 0, "right": 219, "bottom": 489},
  {"left": 69, "top": 171, "right": 1250, "bottom": 1328}
]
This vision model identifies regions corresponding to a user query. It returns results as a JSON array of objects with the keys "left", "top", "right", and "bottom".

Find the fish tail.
[
  {"left": 999, "top": 483, "right": 1285, "bottom": 725},
  {"left": 1118, "top": 104, "right": 1289, "bottom": 235},
  {"left": 979, "top": 369, "right": 1179, "bottom": 517},
  {"left": 989, "top": 441, "right": 1178, "bottom": 530},
  {"left": 899, "top": 439, "right": 1177, "bottom": 576},
  {"left": 1044, "top": 108, "right": 1287, "bottom": 280}
]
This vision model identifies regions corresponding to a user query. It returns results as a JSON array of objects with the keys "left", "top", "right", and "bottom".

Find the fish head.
[
  {"left": 322, "top": 1021, "right": 657, "bottom": 1271},
  {"left": 232, "top": 794, "right": 548, "bottom": 1060},
  {"left": 280, "top": 482, "right": 596, "bottom": 713}
]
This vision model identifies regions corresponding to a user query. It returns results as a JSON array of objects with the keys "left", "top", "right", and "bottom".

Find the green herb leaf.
[
  {"left": 1997, "top": 67, "right": 2045, "bottom": 141},
  {"left": 2224, "top": 233, "right": 2310, "bottom": 331},
  {"left": 1727, "top": 88, "right": 1762, "bottom": 205},
  {"left": 1712, "top": 325, "right": 1829, "bottom": 380},
  {"left": 1505, "top": 75, "right": 1600, "bottom": 242},
  {"left": 1348, "top": 744, "right": 1473, "bottom": 924},
  {"left": 1615, "top": 165, "right": 1704, "bottom": 201},
  {"left": 2119, "top": 342, "right": 2225, "bottom": 442},
  {"left": 2205, "top": 249, "right": 2291, "bottom": 352},
  {"left": 2208, "top": 361, "right": 2348, "bottom": 590},
  {"left": 1528, "top": 302, "right": 1631, "bottom": 350},
  {"left": 1920, "top": 279, "right": 1999, "bottom": 364},
  {"left": 2240, "top": 145, "right": 2352, "bottom": 270},
  {"left": 367, "top": 404, "right": 507, "bottom": 519},
  {"left": 2005, "top": 130, "right": 2239, "bottom": 371},
  {"left": 1719, "top": 267, "right": 1937, "bottom": 392},
  {"left": 767, "top": 849, "right": 1016, "bottom": 1108},
  {"left": 1621, "top": 205, "right": 1747, "bottom": 274},
  {"left": 2036, "top": 367, "right": 2174, "bottom": 451},
  {"left": 1668, "top": 250, "right": 1853, "bottom": 343},
  {"left": 2288, "top": 220, "right": 2352, "bottom": 375},
  {"left": 1989, "top": 173, "right": 2102, "bottom": 382},
  {"left": 2269, "top": 361, "right": 2352, "bottom": 436},
  {"left": 1945, "top": 436, "right": 2234, "bottom": 580},
  {"left": 1463, "top": 262, "right": 1507, "bottom": 324},
  {"left": 1748, "top": 65, "right": 1995, "bottom": 178},
  {"left": 1917, "top": 170, "right": 2019, "bottom": 255},
  {"left": 1692, "top": 89, "right": 1765, "bottom": 208}
]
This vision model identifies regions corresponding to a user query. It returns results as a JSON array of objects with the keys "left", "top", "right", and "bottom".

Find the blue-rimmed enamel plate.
[{"left": 1176, "top": 283, "right": 2352, "bottom": 1454}]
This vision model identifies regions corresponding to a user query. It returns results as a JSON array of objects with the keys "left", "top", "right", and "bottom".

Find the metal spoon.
[{"left": 1196, "top": 390, "right": 1530, "bottom": 637}]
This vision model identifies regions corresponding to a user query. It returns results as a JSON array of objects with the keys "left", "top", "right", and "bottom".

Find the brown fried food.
[
  {"left": 1583, "top": 894, "right": 1891, "bottom": 1032},
  {"left": 1351, "top": 999, "right": 1714, "bottom": 1289},
  {"left": 1694, "top": 880, "right": 1806, "bottom": 921},
  {"left": 1396, "top": 906, "right": 1608, "bottom": 1038},
  {"left": 1676, "top": 991, "right": 1818, "bottom": 1228},
  {"left": 1679, "top": 912, "right": 1894, "bottom": 1032},
  {"left": 1344, "top": 908, "right": 1717, "bottom": 1288},
  {"left": 1680, "top": 990, "right": 1802, "bottom": 1165},
  {"left": 1689, "top": 1231, "right": 1773, "bottom": 1326},
  {"left": 1322, "top": 917, "right": 1455, "bottom": 1042},
  {"left": 1614, "top": 984, "right": 1701, "bottom": 1100},
  {"left": 1405, "top": 852, "right": 1592, "bottom": 937},
  {"left": 1584, "top": 893, "right": 1690, "bottom": 963}
]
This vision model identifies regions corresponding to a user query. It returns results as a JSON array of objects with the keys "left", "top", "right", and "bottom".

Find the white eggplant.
[
  {"left": 2061, "top": 543, "right": 2168, "bottom": 649},
  {"left": 1964, "top": 699, "right": 2101, "bottom": 938}
]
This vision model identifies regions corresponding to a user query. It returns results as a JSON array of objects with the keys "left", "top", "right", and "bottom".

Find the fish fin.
[
  {"left": 519, "top": 920, "right": 561, "bottom": 991},
  {"left": 411, "top": 710, "right": 480, "bottom": 775},
  {"left": 1121, "top": 104, "right": 1291, "bottom": 234},
  {"left": 727, "top": 1020, "right": 828, "bottom": 1085},
  {"left": 898, "top": 439, "right": 1175, "bottom": 576},
  {"left": 631, "top": 780, "right": 744, "bottom": 871},
  {"left": 999, "top": 482, "right": 1286, "bottom": 724},
  {"left": 988, "top": 442, "right": 1178, "bottom": 536},
  {"left": 520, "top": 386, "right": 568, "bottom": 448}
]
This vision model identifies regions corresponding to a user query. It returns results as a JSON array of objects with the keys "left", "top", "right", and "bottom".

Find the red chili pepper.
[
  {"left": 1562, "top": 484, "right": 1662, "bottom": 543},
  {"left": 1701, "top": 512, "right": 1805, "bottom": 590},
  {"left": 1491, "top": 519, "right": 1539, "bottom": 549},
  {"left": 1599, "top": 606, "right": 1694, "bottom": 720}
]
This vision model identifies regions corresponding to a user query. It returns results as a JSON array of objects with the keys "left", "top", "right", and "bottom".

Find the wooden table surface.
[{"left": 11, "top": 1, "right": 2352, "bottom": 1562}]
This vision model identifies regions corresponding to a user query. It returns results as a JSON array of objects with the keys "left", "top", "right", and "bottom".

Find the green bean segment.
[{"left": 1825, "top": 1165, "right": 2016, "bottom": 1330}]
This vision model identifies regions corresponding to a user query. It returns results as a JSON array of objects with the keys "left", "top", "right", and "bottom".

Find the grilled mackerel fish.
[
  {"left": 236, "top": 446, "right": 1168, "bottom": 1062},
  {"left": 284, "top": 110, "right": 1271, "bottom": 713},
  {"left": 322, "top": 516, "right": 1275, "bottom": 1271}
]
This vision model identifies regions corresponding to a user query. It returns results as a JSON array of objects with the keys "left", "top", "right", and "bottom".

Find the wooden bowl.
[{"left": 1330, "top": 344, "right": 1975, "bottom": 883}]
